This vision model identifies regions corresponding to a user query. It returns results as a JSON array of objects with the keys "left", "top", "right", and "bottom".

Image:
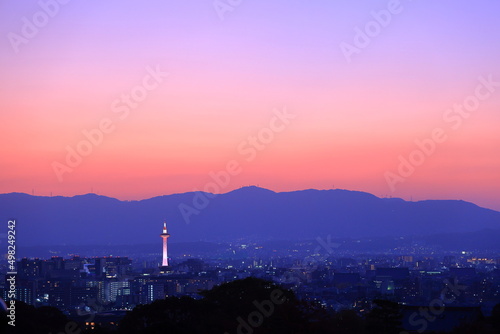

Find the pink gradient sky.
[{"left": 1, "top": 1, "right": 499, "bottom": 210}]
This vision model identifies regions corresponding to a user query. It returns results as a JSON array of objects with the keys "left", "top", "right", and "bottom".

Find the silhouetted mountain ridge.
[{"left": 1, "top": 187, "right": 498, "bottom": 246}]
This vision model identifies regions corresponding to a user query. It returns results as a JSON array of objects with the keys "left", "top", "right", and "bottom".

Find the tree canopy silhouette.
[
  {"left": 364, "top": 299, "right": 403, "bottom": 334},
  {"left": 3, "top": 301, "right": 72, "bottom": 334},
  {"left": 118, "top": 277, "right": 333, "bottom": 334}
]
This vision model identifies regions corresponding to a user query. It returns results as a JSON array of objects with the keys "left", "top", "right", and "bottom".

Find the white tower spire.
[{"left": 160, "top": 221, "right": 170, "bottom": 267}]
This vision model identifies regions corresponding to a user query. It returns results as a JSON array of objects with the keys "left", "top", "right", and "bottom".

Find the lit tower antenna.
[{"left": 160, "top": 221, "right": 171, "bottom": 267}]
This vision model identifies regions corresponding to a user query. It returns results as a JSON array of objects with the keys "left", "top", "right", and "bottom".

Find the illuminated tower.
[{"left": 160, "top": 222, "right": 170, "bottom": 267}]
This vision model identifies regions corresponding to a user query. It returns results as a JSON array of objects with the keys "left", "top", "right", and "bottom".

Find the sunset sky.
[{"left": 1, "top": 0, "right": 499, "bottom": 211}]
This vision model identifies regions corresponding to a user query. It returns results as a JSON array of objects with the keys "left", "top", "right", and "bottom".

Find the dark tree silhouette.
[
  {"left": 364, "top": 299, "right": 403, "bottom": 334},
  {"left": 329, "top": 309, "right": 365, "bottom": 334},
  {"left": 490, "top": 303, "right": 500, "bottom": 330},
  {"left": 448, "top": 303, "right": 500, "bottom": 334},
  {"left": 118, "top": 296, "right": 207, "bottom": 334},
  {"left": 118, "top": 277, "right": 334, "bottom": 334},
  {"left": 3, "top": 301, "right": 74, "bottom": 334}
]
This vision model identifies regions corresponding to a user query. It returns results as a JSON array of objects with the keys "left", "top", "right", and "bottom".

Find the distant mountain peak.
[
  {"left": 72, "top": 193, "right": 119, "bottom": 201},
  {"left": 228, "top": 186, "right": 276, "bottom": 194}
]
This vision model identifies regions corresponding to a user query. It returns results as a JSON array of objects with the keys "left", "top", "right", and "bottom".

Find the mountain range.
[{"left": 1, "top": 186, "right": 499, "bottom": 247}]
